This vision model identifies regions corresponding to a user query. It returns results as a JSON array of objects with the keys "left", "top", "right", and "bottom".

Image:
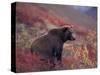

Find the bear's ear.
[{"left": 62, "top": 27, "right": 69, "bottom": 32}]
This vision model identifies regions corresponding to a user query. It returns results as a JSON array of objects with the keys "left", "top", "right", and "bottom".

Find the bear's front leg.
[{"left": 55, "top": 49, "right": 63, "bottom": 69}]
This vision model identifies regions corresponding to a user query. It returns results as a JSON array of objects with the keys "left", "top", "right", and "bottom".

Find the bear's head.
[
  {"left": 61, "top": 27, "right": 75, "bottom": 42},
  {"left": 49, "top": 27, "right": 75, "bottom": 42}
]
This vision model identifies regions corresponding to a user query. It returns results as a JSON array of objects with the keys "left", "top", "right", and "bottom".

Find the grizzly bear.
[{"left": 31, "top": 27, "right": 75, "bottom": 70}]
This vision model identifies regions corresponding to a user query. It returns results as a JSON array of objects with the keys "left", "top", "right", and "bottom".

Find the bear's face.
[{"left": 59, "top": 27, "right": 75, "bottom": 42}]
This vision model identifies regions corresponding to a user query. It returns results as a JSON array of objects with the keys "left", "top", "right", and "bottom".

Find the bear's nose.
[{"left": 71, "top": 37, "right": 75, "bottom": 40}]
